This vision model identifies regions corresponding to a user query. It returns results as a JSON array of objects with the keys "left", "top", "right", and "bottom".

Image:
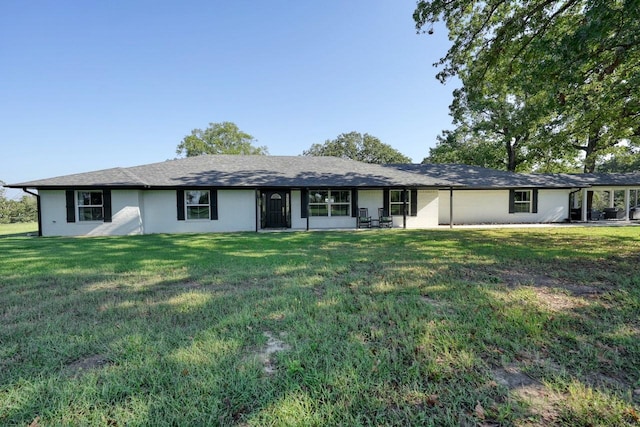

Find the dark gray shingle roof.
[
  {"left": 8, "top": 157, "right": 639, "bottom": 190},
  {"left": 392, "top": 164, "right": 588, "bottom": 188},
  {"left": 7, "top": 155, "right": 455, "bottom": 189},
  {"left": 576, "top": 172, "right": 640, "bottom": 187}
]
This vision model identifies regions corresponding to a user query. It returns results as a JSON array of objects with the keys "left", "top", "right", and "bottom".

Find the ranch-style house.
[{"left": 6, "top": 155, "right": 640, "bottom": 236}]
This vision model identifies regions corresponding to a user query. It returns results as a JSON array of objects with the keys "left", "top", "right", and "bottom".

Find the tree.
[
  {"left": 598, "top": 146, "right": 640, "bottom": 172},
  {"left": 423, "top": 128, "right": 505, "bottom": 169},
  {"left": 176, "top": 122, "right": 268, "bottom": 157},
  {"left": 0, "top": 182, "right": 37, "bottom": 224},
  {"left": 302, "top": 132, "right": 412, "bottom": 164},
  {"left": 0, "top": 181, "right": 7, "bottom": 223},
  {"left": 414, "top": 0, "right": 640, "bottom": 172}
]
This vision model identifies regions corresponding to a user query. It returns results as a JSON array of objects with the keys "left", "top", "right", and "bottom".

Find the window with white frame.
[
  {"left": 390, "top": 190, "right": 409, "bottom": 216},
  {"left": 512, "top": 190, "right": 532, "bottom": 213},
  {"left": 185, "top": 190, "right": 210, "bottom": 219},
  {"left": 309, "top": 190, "right": 351, "bottom": 217},
  {"left": 77, "top": 190, "right": 104, "bottom": 221}
]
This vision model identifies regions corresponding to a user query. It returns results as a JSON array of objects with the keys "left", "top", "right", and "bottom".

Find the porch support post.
[
  {"left": 624, "top": 188, "right": 630, "bottom": 220},
  {"left": 582, "top": 188, "right": 589, "bottom": 221},
  {"left": 609, "top": 189, "right": 615, "bottom": 208},
  {"left": 449, "top": 186, "right": 453, "bottom": 229}
]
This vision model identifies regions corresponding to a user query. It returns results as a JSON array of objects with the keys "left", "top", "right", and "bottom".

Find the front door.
[{"left": 265, "top": 191, "right": 289, "bottom": 228}]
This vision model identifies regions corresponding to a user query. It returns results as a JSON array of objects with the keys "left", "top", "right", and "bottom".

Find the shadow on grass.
[
  {"left": 0, "top": 232, "right": 37, "bottom": 239},
  {"left": 1, "top": 229, "right": 639, "bottom": 425}
]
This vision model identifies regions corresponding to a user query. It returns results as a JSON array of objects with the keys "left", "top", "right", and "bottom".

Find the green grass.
[
  {"left": 1, "top": 228, "right": 639, "bottom": 426},
  {"left": 0, "top": 222, "right": 37, "bottom": 237}
]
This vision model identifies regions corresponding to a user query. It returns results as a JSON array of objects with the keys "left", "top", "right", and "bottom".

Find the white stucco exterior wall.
[
  {"left": 438, "top": 189, "right": 571, "bottom": 225},
  {"left": 290, "top": 190, "right": 306, "bottom": 230},
  {"left": 39, "top": 190, "right": 143, "bottom": 237},
  {"left": 40, "top": 186, "right": 577, "bottom": 236},
  {"left": 356, "top": 189, "right": 439, "bottom": 228},
  {"left": 143, "top": 189, "right": 256, "bottom": 234},
  {"left": 405, "top": 190, "right": 439, "bottom": 228},
  {"left": 357, "top": 190, "right": 383, "bottom": 220}
]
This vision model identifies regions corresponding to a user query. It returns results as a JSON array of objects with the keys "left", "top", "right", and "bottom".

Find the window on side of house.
[
  {"left": 390, "top": 190, "right": 409, "bottom": 216},
  {"left": 512, "top": 190, "right": 532, "bottom": 213},
  {"left": 77, "top": 190, "right": 104, "bottom": 221},
  {"left": 309, "top": 189, "right": 351, "bottom": 217},
  {"left": 185, "top": 190, "right": 210, "bottom": 220}
]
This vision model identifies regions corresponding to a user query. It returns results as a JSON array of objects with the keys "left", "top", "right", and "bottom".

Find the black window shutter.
[
  {"left": 532, "top": 189, "right": 538, "bottom": 213},
  {"left": 103, "top": 189, "right": 112, "bottom": 222},
  {"left": 210, "top": 189, "right": 218, "bottom": 220},
  {"left": 383, "top": 189, "right": 390, "bottom": 214},
  {"left": 301, "top": 189, "right": 309, "bottom": 218},
  {"left": 509, "top": 189, "right": 515, "bottom": 214},
  {"left": 351, "top": 188, "right": 358, "bottom": 217},
  {"left": 66, "top": 190, "right": 76, "bottom": 223},
  {"left": 177, "top": 190, "right": 185, "bottom": 220},
  {"left": 410, "top": 189, "right": 418, "bottom": 216}
]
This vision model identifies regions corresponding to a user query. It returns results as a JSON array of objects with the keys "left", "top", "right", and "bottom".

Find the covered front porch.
[{"left": 572, "top": 187, "right": 640, "bottom": 222}]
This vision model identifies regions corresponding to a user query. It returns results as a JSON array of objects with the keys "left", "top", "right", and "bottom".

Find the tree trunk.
[
  {"left": 583, "top": 126, "right": 601, "bottom": 217},
  {"left": 582, "top": 126, "right": 600, "bottom": 173},
  {"left": 506, "top": 139, "right": 517, "bottom": 172}
]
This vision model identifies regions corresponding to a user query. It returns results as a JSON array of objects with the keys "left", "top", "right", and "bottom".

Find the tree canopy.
[
  {"left": 176, "top": 122, "right": 268, "bottom": 157},
  {"left": 423, "top": 128, "right": 506, "bottom": 169},
  {"left": 414, "top": 0, "right": 640, "bottom": 172},
  {"left": 0, "top": 182, "right": 37, "bottom": 224},
  {"left": 302, "top": 132, "right": 412, "bottom": 164}
]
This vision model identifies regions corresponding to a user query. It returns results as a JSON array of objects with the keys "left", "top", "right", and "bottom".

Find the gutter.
[{"left": 22, "top": 188, "right": 42, "bottom": 237}]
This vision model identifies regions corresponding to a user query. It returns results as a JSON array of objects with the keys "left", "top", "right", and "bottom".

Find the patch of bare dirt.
[
  {"left": 492, "top": 363, "right": 562, "bottom": 426},
  {"left": 493, "top": 267, "right": 613, "bottom": 319},
  {"left": 420, "top": 296, "right": 456, "bottom": 316},
  {"left": 176, "top": 281, "right": 202, "bottom": 289},
  {"left": 256, "top": 331, "right": 290, "bottom": 374},
  {"left": 530, "top": 287, "right": 590, "bottom": 312},
  {"left": 496, "top": 269, "right": 605, "bottom": 297},
  {"left": 65, "top": 354, "right": 111, "bottom": 378}
]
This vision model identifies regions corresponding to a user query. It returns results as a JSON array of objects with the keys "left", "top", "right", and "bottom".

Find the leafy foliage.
[
  {"left": 303, "top": 131, "right": 412, "bottom": 164},
  {"left": 414, "top": 0, "right": 640, "bottom": 172},
  {"left": 423, "top": 128, "right": 505, "bottom": 169},
  {"left": 0, "top": 182, "right": 37, "bottom": 224},
  {"left": 598, "top": 147, "right": 640, "bottom": 173},
  {"left": 176, "top": 121, "right": 268, "bottom": 157}
]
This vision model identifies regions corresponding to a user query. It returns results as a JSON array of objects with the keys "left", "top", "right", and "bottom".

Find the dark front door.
[{"left": 265, "top": 191, "right": 288, "bottom": 228}]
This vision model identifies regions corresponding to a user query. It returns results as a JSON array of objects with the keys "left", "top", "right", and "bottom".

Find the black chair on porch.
[
  {"left": 357, "top": 208, "right": 372, "bottom": 228},
  {"left": 378, "top": 208, "right": 393, "bottom": 228}
]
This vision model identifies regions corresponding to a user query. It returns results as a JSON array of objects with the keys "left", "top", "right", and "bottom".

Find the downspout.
[
  {"left": 568, "top": 188, "right": 581, "bottom": 223},
  {"left": 23, "top": 188, "right": 42, "bottom": 237},
  {"left": 449, "top": 186, "right": 454, "bottom": 229},
  {"left": 402, "top": 188, "right": 407, "bottom": 229}
]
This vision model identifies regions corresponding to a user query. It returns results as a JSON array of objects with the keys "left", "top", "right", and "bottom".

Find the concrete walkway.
[{"left": 440, "top": 220, "right": 640, "bottom": 229}]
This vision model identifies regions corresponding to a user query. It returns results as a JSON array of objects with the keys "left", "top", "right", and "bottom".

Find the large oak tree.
[
  {"left": 302, "top": 132, "right": 412, "bottom": 164},
  {"left": 176, "top": 122, "right": 268, "bottom": 157},
  {"left": 415, "top": 0, "right": 640, "bottom": 172}
]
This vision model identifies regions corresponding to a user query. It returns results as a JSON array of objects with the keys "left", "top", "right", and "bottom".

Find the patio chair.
[
  {"left": 358, "top": 208, "right": 372, "bottom": 228},
  {"left": 378, "top": 208, "right": 393, "bottom": 228}
]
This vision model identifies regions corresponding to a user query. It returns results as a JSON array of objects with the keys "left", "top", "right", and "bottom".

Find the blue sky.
[{"left": 1, "top": 0, "right": 457, "bottom": 197}]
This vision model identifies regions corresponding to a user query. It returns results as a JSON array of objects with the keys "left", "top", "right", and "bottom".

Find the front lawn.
[
  {"left": 1, "top": 228, "right": 639, "bottom": 425},
  {"left": 0, "top": 222, "right": 37, "bottom": 237}
]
